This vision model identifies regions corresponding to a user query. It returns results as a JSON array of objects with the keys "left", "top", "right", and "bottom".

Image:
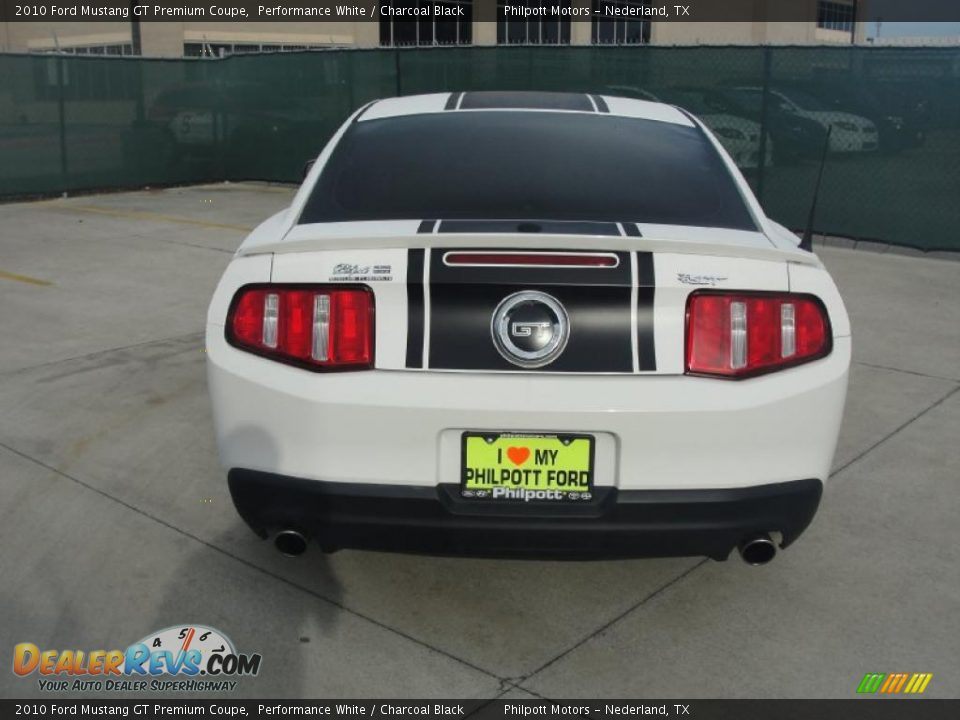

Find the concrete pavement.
[{"left": 0, "top": 183, "right": 957, "bottom": 699}]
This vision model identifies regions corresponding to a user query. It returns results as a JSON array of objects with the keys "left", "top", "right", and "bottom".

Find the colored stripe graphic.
[
  {"left": 857, "top": 672, "right": 932, "bottom": 694},
  {"left": 857, "top": 673, "right": 886, "bottom": 693},
  {"left": 909, "top": 674, "right": 933, "bottom": 694},
  {"left": 879, "top": 674, "right": 896, "bottom": 693},
  {"left": 857, "top": 673, "right": 885, "bottom": 693}
]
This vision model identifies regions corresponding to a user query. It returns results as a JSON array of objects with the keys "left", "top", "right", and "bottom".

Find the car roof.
[{"left": 358, "top": 91, "right": 695, "bottom": 127}]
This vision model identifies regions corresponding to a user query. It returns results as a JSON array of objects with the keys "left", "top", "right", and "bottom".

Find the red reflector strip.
[{"left": 443, "top": 252, "right": 618, "bottom": 268}]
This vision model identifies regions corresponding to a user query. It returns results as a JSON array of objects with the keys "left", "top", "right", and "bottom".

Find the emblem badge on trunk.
[{"left": 491, "top": 291, "right": 570, "bottom": 368}]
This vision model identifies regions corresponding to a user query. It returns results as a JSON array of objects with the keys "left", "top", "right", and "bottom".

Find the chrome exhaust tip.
[
  {"left": 274, "top": 529, "right": 308, "bottom": 558},
  {"left": 738, "top": 533, "right": 777, "bottom": 566}
]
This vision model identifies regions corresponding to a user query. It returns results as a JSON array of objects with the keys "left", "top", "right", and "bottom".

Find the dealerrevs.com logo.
[{"left": 13, "top": 624, "right": 261, "bottom": 693}]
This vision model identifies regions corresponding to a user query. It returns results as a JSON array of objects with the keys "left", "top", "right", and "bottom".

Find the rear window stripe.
[
  {"left": 622, "top": 223, "right": 643, "bottom": 237},
  {"left": 417, "top": 219, "right": 437, "bottom": 234},
  {"left": 436, "top": 219, "right": 622, "bottom": 236},
  {"left": 353, "top": 100, "right": 377, "bottom": 123},
  {"left": 591, "top": 95, "right": 610, "bottom": 113},
  {"left": 444, "top": 92, "right": 463, "bottom": 111},
  {"left": 459, "top": 91, "right": 595, "bottom": 112}
]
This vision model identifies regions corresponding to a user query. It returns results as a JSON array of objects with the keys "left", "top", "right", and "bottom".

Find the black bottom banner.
[{"left": 2, "top": 700, "right": 958, "bottom": 720}]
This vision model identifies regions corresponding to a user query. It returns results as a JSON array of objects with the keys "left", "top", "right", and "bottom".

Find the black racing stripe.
[
  {"left": 591, "top": 95, "right": 610, "bottom": 113},
  {"left": 427, "top": 249, "right": 634, "bottom": 372},
  {"left": 417, "top": 220, "right": 437, "bottom": 234},
  {"left": 459, "top": 91, "right": 595, "bottom": 112},
  {"left": 444, "top": 92, "right": 463, "bottom": 110},
  {"left": 636, "top": 250, "right": 655, "bottom": 287},
  {"left": 437, "top": 219, "right": 622, "bottom": 236},
  {"left": 405, "top": 249, "right": 425, "bottom": 369},
  {"left": 428, "top": 283, "right": 633, "bottom": 373},
  {"left": 636, "top": 251, "right": 657, "bottom": 372},
  {"left": 431, "top": 248, "right": 632, "bottom": 287},
  {"left": 622, "top": 223, "right": 642, "bottom": 237},
  {"left": 353, "top": 100, "right": 378, "bottom": 122}
]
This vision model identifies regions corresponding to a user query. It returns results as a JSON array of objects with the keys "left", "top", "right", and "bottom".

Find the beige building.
[{"left": 1, "top": 1, "right": 867, "bottom": 57}]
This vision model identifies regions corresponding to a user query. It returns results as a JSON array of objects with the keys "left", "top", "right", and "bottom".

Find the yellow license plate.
[{"left": 461, "top": 432, "right": 594, "bottom": 502}]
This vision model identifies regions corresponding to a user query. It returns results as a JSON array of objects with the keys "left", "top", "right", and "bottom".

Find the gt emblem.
[
  {"left": 491, "top": 291, "right": 570, "bottom": 368},
  {"left": 511, "top": 321, "right": 552, "bottom": 338}
]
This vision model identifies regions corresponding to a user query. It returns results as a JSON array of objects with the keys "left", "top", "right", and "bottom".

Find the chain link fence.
[{"left": 1, "top": 45, "right": 957, "bottom": 250}]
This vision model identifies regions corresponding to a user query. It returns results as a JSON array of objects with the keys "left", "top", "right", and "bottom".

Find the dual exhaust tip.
[
  {"left": 273, "top": 528, "right": 778, "bottom": 565},
  {"left": 738, "top": 533, "right": 777, "bottom": 566},
  {"left": 274, "top": 529, "right": 308, "bottom": 557}
]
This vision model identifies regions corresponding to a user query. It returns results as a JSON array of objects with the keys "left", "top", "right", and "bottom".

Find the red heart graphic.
[{"left": 507, "top": 447, "right": 530, "bottom": 466}]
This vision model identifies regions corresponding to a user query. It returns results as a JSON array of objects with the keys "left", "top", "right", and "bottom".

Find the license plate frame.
[{"left": 460, "top": 432, "right": 595, "bottom": 502}]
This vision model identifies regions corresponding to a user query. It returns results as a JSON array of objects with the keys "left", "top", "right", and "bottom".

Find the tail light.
[
  {"left": 226, "top": 285, "right": 374, "bottom": 371},
  {"left": 685, "top": 291, "right": 830, "bottom": 378}
]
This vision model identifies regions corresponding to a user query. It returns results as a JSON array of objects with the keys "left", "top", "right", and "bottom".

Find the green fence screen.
[{"left": 1, "top": 46, "right": 958, "bottom": 250}]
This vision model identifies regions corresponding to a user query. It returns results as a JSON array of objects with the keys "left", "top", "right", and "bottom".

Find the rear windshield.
[{"left": 299, "top": 112, "right": 756, "bottom": 230}]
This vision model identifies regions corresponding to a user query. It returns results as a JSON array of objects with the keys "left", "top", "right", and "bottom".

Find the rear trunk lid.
[{"left": 260, "top": 222, "right": 808, "bottom": 375}]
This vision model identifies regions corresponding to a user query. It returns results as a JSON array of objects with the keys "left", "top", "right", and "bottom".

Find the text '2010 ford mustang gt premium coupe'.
[{"left": 206, "top": 91, "right": 850, "bottom": 565}]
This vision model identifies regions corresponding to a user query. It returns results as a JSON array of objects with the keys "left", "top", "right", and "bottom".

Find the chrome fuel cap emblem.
[{"left": 491, "top": 291, "right": 570, "bottom": 368}]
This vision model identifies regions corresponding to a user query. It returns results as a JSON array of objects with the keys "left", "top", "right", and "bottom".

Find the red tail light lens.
[
  {"left": 227, "top": 285, "right": 374, "bottom": 371},
  {"left": 685, "top": 292, "right": 830, "bottom": 378}
]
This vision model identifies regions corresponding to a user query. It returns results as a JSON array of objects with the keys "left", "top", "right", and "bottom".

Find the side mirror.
[{"left": 302, "top": 159, "right": 316, "bottom": 180}]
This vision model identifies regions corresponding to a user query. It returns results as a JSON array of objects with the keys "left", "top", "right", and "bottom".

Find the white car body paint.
[{"left": 207, "top": 92, "right": 851, "bottom": 559}]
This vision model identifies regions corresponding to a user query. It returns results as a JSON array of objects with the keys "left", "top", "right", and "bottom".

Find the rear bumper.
[
  {"left": 229, "top": 470, "right": 823, "bottom": 561},
  {"left": 208, "top": 333, "right": 850, "bottom": 493}
]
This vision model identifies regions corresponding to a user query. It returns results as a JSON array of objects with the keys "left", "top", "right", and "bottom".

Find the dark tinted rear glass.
[{"left": 299, "top": 112, "right": 756, "bottom": 230}]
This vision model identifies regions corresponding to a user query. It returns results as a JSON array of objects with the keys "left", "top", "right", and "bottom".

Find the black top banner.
[
  {"left": 3, "top": 700, "right": 960, "bottom": 719},
  {"left": 2, "top": 0, "right": 960, "bottom": 23}
]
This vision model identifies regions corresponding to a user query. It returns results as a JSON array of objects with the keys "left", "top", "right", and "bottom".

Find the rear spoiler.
[{"left": 238, "top": 233, "right": 822, "bottom": 268}]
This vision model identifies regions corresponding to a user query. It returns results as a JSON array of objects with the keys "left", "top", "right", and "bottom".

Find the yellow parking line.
[
  {"left": 216, "top": 183, "right": 295, "bottom": 194},
  {"left": 0, "top": 269, "right": 52, "bottom": 286},
  {"left": 68, "top": 205, "right": 253, "bottom": 232}
]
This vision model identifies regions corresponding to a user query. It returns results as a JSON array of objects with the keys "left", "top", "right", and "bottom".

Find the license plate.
[{"left": 461, "top": 432, "right": 594, "bottom": 502}]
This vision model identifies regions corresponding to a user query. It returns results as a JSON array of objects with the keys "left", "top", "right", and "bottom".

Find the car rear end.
[{"left": 206, "top": 92, "right": 851, "bottom": 563}]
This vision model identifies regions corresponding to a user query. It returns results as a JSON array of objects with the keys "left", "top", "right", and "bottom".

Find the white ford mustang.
[{"left": 206, "top": 91, "right": 851, "bottom": 565}]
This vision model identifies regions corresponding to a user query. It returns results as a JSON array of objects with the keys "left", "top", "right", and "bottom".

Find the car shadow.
[{"left": 148, "top": 423, "right": 347, "bottom": 697}]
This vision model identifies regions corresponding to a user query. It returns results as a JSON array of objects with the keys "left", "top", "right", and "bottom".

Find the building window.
[
  {"left": 34, "top": 43, "right": 134, "bottom": 56},
  {"left": 182, "top": 42, "right": 342, "bottom": 58},
  {"left": 592, "top": 0, "right": 651, "bottom": 44},
  {"left": 497, "top": 0, "right": 571, "bottom": 45},
  {"left": 817, "top": 1, "right": 855, "bottom": 33},
  {"left": 379, "top": 0, "right": 474, "bottom": 46}
]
